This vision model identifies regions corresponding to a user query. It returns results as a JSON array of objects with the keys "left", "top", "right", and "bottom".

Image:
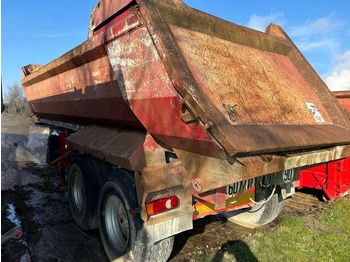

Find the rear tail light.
[{"left": 146, "top": 196, "right": 179, "bottom": 215}]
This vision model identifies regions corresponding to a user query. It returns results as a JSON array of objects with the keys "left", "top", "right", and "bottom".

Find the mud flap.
[{"left": 145, "top": 212, "right": 193, "bottom": 244}]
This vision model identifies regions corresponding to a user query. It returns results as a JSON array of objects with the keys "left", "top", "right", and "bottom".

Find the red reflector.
[
  {"left": 146, "top": 196, "right": 178, "bottom": 215},
  {"left": 13, "top": 230, "right": 21, "bottom": 238}
]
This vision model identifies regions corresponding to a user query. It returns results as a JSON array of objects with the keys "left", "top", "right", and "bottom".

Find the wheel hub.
[
  {"left": 72, "top": 172, "right": 85, "bottom": 214},
  {"left": 105, "top": 195, "right": 129, "bottom": 251}
]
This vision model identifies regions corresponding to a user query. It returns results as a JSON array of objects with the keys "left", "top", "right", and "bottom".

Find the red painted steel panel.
[
  {"left": 106, "top": 26, "right": 221, "bottom": 155},
  {"left": 298, "top": 91, "right": 350, "bottom": 200},
  {"left": 334, "top": 91, "right": 350, "bottom": 119},
  {"left": 88, "top": 0, "right": 134, "bottom": 37},
  {"left": 22, "top": 0, "right": 350, "bottom": 160},
  {"left": 299, "top": 158, "right": 350, "bottom": 200},
  {"left": 24, "top": 54, "right": 142, "bottom": 128}
]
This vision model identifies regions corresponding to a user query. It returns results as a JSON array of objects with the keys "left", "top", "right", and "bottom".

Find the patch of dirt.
[
  {"left": 1, "top": 189, "right": 32, "bottom": 262},
  {"left": 281, "top": 190, "right": 323, "bottom": 216},
  {"left": 1, "top": 163, "right": 108, "bottom": 262},
  {"left": 305, "top": 216, "right": 332, "bottom": 231},
  {"left": 170, "top": 191, "right": 331, "bottom": 262},
  {"left": 169, "top": 215, "right": 253, "bottom": 262},
  {"left": 260, "top": 219, "right": 280, "bottom": 233}
]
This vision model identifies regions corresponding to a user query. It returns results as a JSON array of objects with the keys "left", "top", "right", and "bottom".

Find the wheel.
[
  {"left": 98, "top": 171, "right": 174, "bottom": 262},
  {"left": 68, "top": 157, "right": 99, "bottom": 230},
  {"left": 223, "top": 187, "right": 284, "bottom": 229}
]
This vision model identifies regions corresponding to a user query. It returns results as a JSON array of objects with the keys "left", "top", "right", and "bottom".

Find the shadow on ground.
[
  {"left": 169, "top": 214, "right": 253, "bottom": 261},
  {"left": 212, "top": 240, "right": 258, "bottom": 262}
]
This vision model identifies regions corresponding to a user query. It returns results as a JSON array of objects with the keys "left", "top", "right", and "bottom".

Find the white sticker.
[{"left": 306, "top": 103, "right": 325, "bottom": 123}]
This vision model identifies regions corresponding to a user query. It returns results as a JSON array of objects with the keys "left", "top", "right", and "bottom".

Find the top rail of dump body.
[
  {"left": 22, "top": 0, "right": 350, "bottom": 158},
  {"left": 334, "top": 91, "right": 350, "bottom": 118}
]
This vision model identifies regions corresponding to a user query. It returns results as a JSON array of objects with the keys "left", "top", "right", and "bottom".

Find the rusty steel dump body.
[
  {"left": 334, "top": 91, "right": 350, "bottom": 119},
  {"left": 22, "top": 0, "right": 350, "bottom": 195}
]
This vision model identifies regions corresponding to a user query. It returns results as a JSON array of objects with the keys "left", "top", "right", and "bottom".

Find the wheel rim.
[
  {"left": 72, "top": 171, "right": 85, "bottom": 214},
  {"left": 105, "top": 195, "right": 129, "bottom": 251}
]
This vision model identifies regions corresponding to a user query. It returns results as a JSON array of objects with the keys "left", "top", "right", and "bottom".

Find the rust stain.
[
  {"left": 21, "top": 0, "right": 350, "bottom": 195},
  {"left": 334, "top": 91, "right": 350, "bottom": 118},
  {"left": 175, "top": 144, "right": 350, "bottom": 193},
  {"left": 136, "top": 161, "right": 193, "bottom": 225},
  {"left": 170, "top": 24, "right": 331, "bottom": 125},
  {"left": 107, "top": 26, "right": 177, "bottom": 100},
  {"left": 88, "top": 0, "right": 134, "bottom": 37}
]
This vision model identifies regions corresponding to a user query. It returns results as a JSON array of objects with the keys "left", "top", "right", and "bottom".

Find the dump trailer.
[
  {"left": 299, "top": 91, "right": 350, "bottom": 201},
  {"left": 21, "top": 0, "right": 350, "bottom": 261}
]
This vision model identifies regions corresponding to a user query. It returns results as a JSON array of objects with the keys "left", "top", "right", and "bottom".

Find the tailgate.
[{"left": 140, "top": 0, "right": 350, "bottom": 156}]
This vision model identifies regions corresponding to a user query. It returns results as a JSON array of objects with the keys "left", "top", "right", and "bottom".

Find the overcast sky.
[{"left": 2, "top": 0, "right": 350, "bottom": 96}]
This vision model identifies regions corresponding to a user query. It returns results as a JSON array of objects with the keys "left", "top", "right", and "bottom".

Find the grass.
[{"left": 197, "top": 196, "right": 350, "bottom": 262}]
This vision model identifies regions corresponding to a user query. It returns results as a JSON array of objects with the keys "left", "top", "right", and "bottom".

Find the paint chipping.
[
  {"left": 107, "top": 27, "right": 177, "bottom": 101},
  {"left": 92, "top": 71, "right": 100, "bottom": 77}
]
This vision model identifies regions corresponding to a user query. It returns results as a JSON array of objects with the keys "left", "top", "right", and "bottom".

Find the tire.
[
  {"left": 223, "top": 188, "right": 283, "bottom": 229},
  {"left": 68, "top": 157, "right": 99, "bottom": 230},
  {"left": 98, "top": 171, "right": 174, "bottom": 262}
]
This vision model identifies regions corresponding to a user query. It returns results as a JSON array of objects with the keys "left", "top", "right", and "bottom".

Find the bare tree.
[{"left": 4, "top": 83, "right": 36, "bottom": 123}]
